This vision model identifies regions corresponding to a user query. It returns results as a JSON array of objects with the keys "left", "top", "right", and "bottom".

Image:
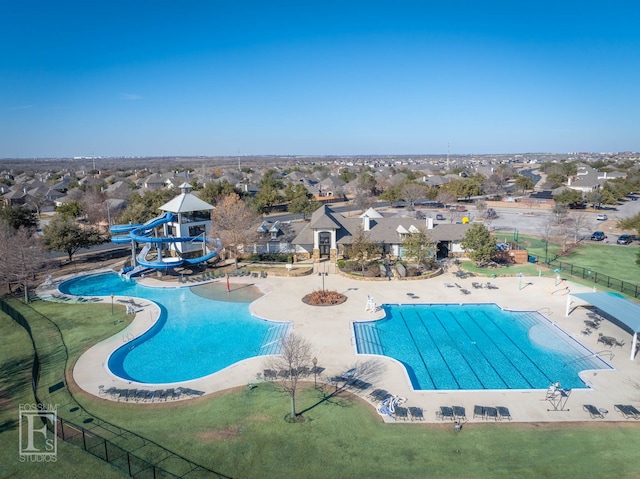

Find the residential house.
[{"left": 292, "top": 204, "right": 471, "bottom": 263}]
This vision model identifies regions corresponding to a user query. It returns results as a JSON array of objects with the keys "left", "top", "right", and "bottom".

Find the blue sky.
[{"left": 2, "top": 1, "right": 639, "bottom": 158}]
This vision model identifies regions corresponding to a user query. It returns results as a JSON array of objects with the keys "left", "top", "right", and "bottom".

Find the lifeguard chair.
[{"left": 545, "top": 381, "right": 571, "bottom": 411}]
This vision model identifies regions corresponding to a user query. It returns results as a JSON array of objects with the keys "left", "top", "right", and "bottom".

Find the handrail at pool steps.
[{"left": 0, "top": 297, "right": 232, "bottom": 479}]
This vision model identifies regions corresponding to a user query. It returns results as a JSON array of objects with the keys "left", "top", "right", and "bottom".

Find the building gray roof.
[{"left": 293, "top": 205, "right": 471, "bottom": 246}]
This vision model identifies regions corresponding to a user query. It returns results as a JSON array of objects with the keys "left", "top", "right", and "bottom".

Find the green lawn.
[
  {"left": 73, "top": 382, "right": 640, "bottom": 479},
  {"left": 0, "top": 312, "right": 127, "bottom": 479},
  {"left": 4, "top": 296, "right": 640, "bottom": 479},
  {"left": 461, "top": 235, "right": 640, "bottom": 293},
  {"left": 517, "top": 235, "right": 639, "bottom": 284}
]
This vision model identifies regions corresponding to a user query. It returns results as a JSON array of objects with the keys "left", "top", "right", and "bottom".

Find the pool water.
[
  {"left": 61, "top": 273, "right": 289, "bottom": 383},
  {"left": 353, "top": 303, "right": 611, "bottom": 390}
]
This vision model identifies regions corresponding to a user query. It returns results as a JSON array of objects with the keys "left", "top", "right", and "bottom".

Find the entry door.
[{"left": 319, "top": 232, "right": 331, "bottom": 257}]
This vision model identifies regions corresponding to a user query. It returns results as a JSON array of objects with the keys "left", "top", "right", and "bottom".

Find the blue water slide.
[
  {"left": 110, "top": 223, "right": 142, "bottom": 235},
  {"left": 111, "top": 211, "right": 222, "bottom": 274},
  {"left": 111, "top": 234, "right": 135, "bottom": 244},
  {"left": 128, "top": 212, "right": 175, "bottom": 243},
  {"left": 183, "top": 238, "right": 222, "bottom": 265}
]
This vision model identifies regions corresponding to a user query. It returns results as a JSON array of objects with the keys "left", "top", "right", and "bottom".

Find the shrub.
[
  {"left": 365, "top": 263, "right": 380, "bottom": 278},
  {"left": 246, "top": 253, "right": 290, "bottom": 263},
  {"left": 304, "top": 290, "right": 347, "bottom": 305}
]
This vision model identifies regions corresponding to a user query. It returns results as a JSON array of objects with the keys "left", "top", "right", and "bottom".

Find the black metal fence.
[
  {"left": 1, "top": 298, "right": 231, "bottom": 479},
  {"left": 527, "top": 254, "right": 640, "bottom": 299}
]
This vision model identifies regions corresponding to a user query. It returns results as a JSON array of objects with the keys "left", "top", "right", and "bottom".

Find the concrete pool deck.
[{"left": 51, "top": 267, "right": 640, "bottom": 423}]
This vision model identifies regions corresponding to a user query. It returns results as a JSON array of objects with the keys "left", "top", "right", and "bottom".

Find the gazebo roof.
[
  {"left": 571, "top": 292, "right": 640, "bottom": 333},
  {"left": 159, "top": 192, "right": 214, "bottom": 213}
]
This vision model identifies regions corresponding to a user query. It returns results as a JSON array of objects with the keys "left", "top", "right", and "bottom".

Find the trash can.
[{"left": 528, "top": 255, "right": 536, "bottom": 264}]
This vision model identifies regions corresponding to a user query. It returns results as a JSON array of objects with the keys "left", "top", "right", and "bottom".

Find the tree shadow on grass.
[{"left": 297, "top": 359, "right": 387, "bottom": 417}]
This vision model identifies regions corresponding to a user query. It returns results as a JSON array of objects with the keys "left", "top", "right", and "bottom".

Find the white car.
[{"left": 596, "top": 214, "right": 608, "bottom": 221}]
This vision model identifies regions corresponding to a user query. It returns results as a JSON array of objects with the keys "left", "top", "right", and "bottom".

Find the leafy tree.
[
  {"left": 253, "top": 185, "right": 283, "bottom": 214},
  {"left": 348, "top": 227, "right": 379, "bottom": 273},
  {"left": 42, "top": 216, "right": 106, "bottom": 262},
  {"left": 198, "top": 180, "right": 242, "bottom": 206},
  {"left": 357, "top": 173, "right": 377, "bottom": 196},
  {"left": 265, "top": 333, "right": 314, "bottom": 420},
  {"left": 401, "top": 227, "right": 435, "bottom": 266},
  {"left": 260, "top": 169, "right": 285, "bottom": 190},
  {"left": 283, "top": 183, "right": 309, "bottom": 202},
  {"left": 0, "top": 205, "right": 37, "bottom": 230},
  {"left": 338, "top": 169, "right": 357, "bottom": 183},
  {"left": 443, "top": 175, "right": 485, "bottom": 200},
  {"left": 118, "top": 189, "right": 176, "bottom": 224},
  {"left": 618, "top": 212, "right": 640, "bottom": 236},
  {"left": 460, "top": 224, "right": 497, "bottom": 266},
  {"left": 553, "top": 189, "right": 584, "bottom": 209},
  {"left": 288, "top": 194, "right": 320, "bottom": 220},
  {"left": 209, "top": 194, "right": 259, "bottom": 267},
  {"left": 379, "top": 185, "right": 402, "bottom": 202},
  {"left": 514, "top": 175, "right": 535, "bottom": 193}
]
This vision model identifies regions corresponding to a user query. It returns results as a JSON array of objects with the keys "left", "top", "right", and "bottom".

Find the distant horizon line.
[{"left": 1, "top": 151, "right": 637, "bottom": 161}]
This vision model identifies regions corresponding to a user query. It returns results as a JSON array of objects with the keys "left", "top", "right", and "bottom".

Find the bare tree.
[
  {"left": 352, "top": 189, "right": 374, "bottom": 212},
  {"left": 436, "top": 190, "right": 456, "bottom": 209},
  {"left": 566, "top": 212, "right": 591, "bottom": 244},
  {"left": 537, "top": 216, "right": 557, "bottom": 263},
  {"left": 81, "top": 187, "right": 109, "bottom": 227},
  {"left": 209, "top": 194, "right": 259, "bottom": 267},
  {"left": 0, "top": 222, "right": 48, "bottom": 301},
  {"left": 401, "top": 182, "right": 427, "bottom": 211},
  {"left": 266, "top": 333, "right": 314, "bottom": 420}
]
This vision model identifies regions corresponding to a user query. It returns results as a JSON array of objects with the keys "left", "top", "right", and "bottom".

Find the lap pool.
[
  {"left": 353, "top": 303, "right": 611, "bottom": 390},
  {"left": 61, "top": 273, "right": 290, "bottom": 384}
]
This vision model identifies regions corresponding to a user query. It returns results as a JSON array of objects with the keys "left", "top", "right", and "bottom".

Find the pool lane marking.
[
  {"left": 462, "top": 309, "right": 532, "bottom": 388},
  {"left": 452, "top": 309, "right": 510, "bottom": 389},
  {"left": 432, "top": 309, "right": 493, "bottom": 389},
  {"left": 398, "top": 311, "right": 438, "bottom": 389},
  {"left": 484, "top": 309, "right": 554, "bottom": 386},
  {"left": 401, "top": 310, "right": 459, "bottom": 389},
  {"left": 418, "top": 310, "right": 482, "bottom": 389}
]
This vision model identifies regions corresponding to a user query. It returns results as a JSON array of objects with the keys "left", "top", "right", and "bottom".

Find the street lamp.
[
  {"left": 110, "top": 292, "right": 114, "bottom": 315},
  {"left": 312, "top": 357, "right": 318, "bottom": 388},
  {"left": 318, "top": 272, "right": 328, "bottom": 293},
  {"left": 517, "top": 272, "right": 524, "bottom": 290}
]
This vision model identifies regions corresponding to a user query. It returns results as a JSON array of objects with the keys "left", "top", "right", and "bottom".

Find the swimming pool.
[
  {"left": 353, "top": 303, "right": 611, "bottom": 391},
  {"left": 60, "top": 273, "right": 289, "bottom": 383}
]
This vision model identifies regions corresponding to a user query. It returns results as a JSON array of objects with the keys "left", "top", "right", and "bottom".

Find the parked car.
[
  {"left": 617, "top": 234, "right": 633, "bottom": 245},
  {"left": 591, "top": 231, "right": 606, "bottom": 241},
  {"left": 596, "top": 214, "right": 608, "bottom": 221},
  {"left": 449, "top": 205, "right": 467, "bottom": 212},
  {"left": 435, "top": 214, "right": 446, "bottom": 221}
]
